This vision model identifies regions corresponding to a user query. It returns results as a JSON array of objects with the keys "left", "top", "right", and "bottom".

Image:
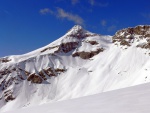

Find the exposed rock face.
[
  {"left": 56, "top": 42, "right": 79, "bottom": 53},
  {"left": 43, "top": 67, "right": 56, "bottom": 77},
  {"left": 127, "top": 25, "right": 150, "bottom": 36},
  {"left": 0, "top": 58, "right": 11, "bottom": 63},
  {"left": 41, "top": 41, "right": 79, "bottom": 54},
  {"left": 55, "top": 68, "right": 66, "bottom": 73},
  {"left": 87, "top": 41, "right": 99, "bottom": 45},
  {"left": 19, "top": 68, "right": 31, "bottom": 76},
  {"left": 114, "top": 25, "right": 150, "bottom": 37},
  {"left": 72, "top": 48, "right": 104, "bottom": 59},
  {"left": 4, "top": 90, "right": 15, "bottom": 102},
  {"left": 137, "top": 42, "right": 150, "bottom": 49},
  {"left": 0, "top": 68, "right": 11, "bottom": 76},
  {"left": 0, "top": 65, "right": 66, "bottom": 90},
  {"left": 41, "top": 46, "right": 59, "bottom": 53},
  {"left": 27, "top": 73, "right": 42, "bottom": 84},
  {"left": 113, "top": 25, "right": 150, "bottom": 48},
  {"left": 39, "top": 71, "right": 47, "bottom": 80}
]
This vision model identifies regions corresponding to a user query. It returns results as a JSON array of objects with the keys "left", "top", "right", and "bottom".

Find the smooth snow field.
[{"left": 3, "top": 83, "right": 150, "bottom": 113}]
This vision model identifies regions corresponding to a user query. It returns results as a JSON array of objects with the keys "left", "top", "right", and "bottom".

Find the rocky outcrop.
[
  {"left": 72, "top": 48, "right": 104, "bottom": 59},
  {"left": 4, "top": 90, "right": 15, "bottom": 102},
  {"left": 41, "top": 46, "right": 59, "bottom": 53},
  {"left": 113, "top": 25, "right": 150, "bottom": 47},
  {"left": 55, "top": 42, "right": 79, "bottom": 53},
  {"left": 0, "top": 58, "right": 11, "bottom": 63},
  {"left": 0, "top": 68, "right": 11, "bottom": 76},
  {"left": 137, "top": 42, "right": 150, "bottom": 49},
  {"left": 114, "top": 25, "right": 150, "bottom": 37},
  {"left": 39, "top": 71, "right": 47, "bottom": 80},
  {"left": 127, "top": 25, "right": 150, "bottom": 36},
  {"left": 43, "top": 67, "right": 56, "bottom": 77},
  {"left": 86, "top": 41, "right": 99, "bottom": 45},
  {"left": 27, "top": 73, "right": 42, "bottom": 84},
  {"left": 55, "top": 68, "right": 66, "bottom": 73},
  {"left": 41, "top": 42, "right": 79, "bottom": 54}
]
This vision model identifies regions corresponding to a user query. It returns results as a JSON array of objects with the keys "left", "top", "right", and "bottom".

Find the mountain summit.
[{"left": 0, "top": 25, "right": 150, "bottom": 112}]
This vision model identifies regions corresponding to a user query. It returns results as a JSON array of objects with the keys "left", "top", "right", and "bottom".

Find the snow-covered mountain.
[{"left": 0, "top": 25, "right": 150, "bottom": 112}]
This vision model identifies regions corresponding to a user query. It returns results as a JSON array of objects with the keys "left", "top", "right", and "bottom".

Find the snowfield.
[{"left": 3, "top": 83, "right": 150, "bottom": 113}]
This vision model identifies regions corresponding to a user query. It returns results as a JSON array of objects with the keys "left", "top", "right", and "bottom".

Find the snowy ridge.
[{"left": 0, "top": 25, "right": 150, "bottom": 112}]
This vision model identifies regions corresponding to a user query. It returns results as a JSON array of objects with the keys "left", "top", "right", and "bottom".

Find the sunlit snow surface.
[{"left": 3, "top": 83, "right": 150, "bottom": 113}]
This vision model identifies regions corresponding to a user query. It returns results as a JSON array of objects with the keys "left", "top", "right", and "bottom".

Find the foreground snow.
[{"left": 3, "top": 83, "right": 150, "bottom": 113}]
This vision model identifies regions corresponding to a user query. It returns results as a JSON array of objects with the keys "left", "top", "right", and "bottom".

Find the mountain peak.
[
  {"left": 65, "top": 25, "right": 97, "bottom": 39},
  {"left": 66, "top": 25, "right": 86, "bottom": 36},
  {"left": 71, "top": 25, "right": 83, "bottom": 31}
]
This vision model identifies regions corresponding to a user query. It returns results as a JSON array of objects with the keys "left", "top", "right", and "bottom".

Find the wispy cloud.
[
  {"left": 71, "top": 0, "right": 79, "bottom": 5},
  {"left": 101, "top": 20, "right": 107, "bottom": 26},
  {"left": 39, "top": 8, "right": 53, "bottom": 15},
  {"left": 89, "top": 0, "right": 108, "bottom": 7},
  {"left": 39, "top": 7, "right": 84, "bottom": 25},
  {"left": 107, "top": 25, "right": 116, "bottom": 32},
  {"left": 56, "top": 8, "right": 84, "bottom": 25}
]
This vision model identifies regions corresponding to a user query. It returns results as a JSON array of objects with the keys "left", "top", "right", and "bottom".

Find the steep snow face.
[{"left": 0, "top": 25, "right": 150, "bottom": 112}]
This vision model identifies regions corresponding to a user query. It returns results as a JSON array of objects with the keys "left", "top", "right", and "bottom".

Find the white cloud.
[
  {"left": 56, "top": 8, "right": 84, "bottom": 25},
  {"left": 71, "top": 0, "right": 79, "bottom": 5},
  {"left": 101, "top": 20, "right": 107, "bottom": 26},
  {"left": 39, "top": 7, "right": 84, "bottom": 25},
  {"left": 39, "top": 8, "right": 53, "bottom": 15}
]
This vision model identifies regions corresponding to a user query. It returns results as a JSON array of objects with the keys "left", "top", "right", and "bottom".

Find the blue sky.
[{"left": 0, "top": 0, "right": 150, "bottom": 57}]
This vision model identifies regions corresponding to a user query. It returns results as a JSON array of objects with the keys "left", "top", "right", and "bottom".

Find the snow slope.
[
  {"left": 0, "top": 25, "right": 150, "bottom": 112},
  {"left": 3, "top": 82, "right": 150, "bottom": 113}
]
